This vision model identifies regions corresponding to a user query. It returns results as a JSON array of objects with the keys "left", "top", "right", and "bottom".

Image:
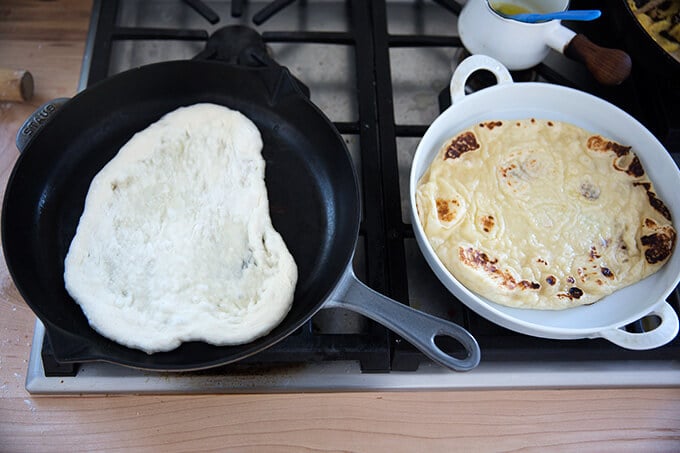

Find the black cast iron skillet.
[{"left": 2, "top": 60, "right": 480, "bottom": 371}]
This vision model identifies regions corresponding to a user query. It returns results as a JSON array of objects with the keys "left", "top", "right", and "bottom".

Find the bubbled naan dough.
[
  {"left": 64, "top": 103, "right": 297, "bottom": 353},
  {"left": 416, "top": 119, "right": 675, "bottom": 310}
]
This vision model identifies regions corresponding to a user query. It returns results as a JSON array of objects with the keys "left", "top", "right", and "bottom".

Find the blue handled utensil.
[{"left": 506, "top": 10, "right": 601, "bottom": 23}]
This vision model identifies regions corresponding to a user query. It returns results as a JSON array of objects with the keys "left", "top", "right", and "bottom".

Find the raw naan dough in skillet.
[
  {"left": 416, "top": 119, "right": 676, "bottom": 310},
  {"left": 64, "top": 103, "right": 297, "bottom": 353}
]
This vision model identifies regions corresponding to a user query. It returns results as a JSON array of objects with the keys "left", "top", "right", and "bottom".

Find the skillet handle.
[
  {"left": 597, "top": 301, "right": 679, "bottom": 350},
  {"left": 16, "top": 97, "right": 70, "bottom": 153},
  {"left": 325, "top": 269, "right": 481, "bottom": 371}
]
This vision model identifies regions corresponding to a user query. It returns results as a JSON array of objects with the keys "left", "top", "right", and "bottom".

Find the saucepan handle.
[
  {"left": 545, "top": 25, "right": 632, "bottom": 85},
  {"left": 597, "top": 301, "right": 679, "bottom": 350},
  {"left": 449, "top": 54, "right": 513, "bottom": 105},
  {"left": 16, "top": 97, "right": 70, "bottom": 153},
  {"left": 325, "top": 268, "right": 481, "bottom": 371}
]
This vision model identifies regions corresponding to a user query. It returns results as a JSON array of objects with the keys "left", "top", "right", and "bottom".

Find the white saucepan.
[
  {"left": 409, "top": 55, "right": 680, "bottom": 350},
  {"left": 458, "top": 0, "right": 632, "bottom": 85}
]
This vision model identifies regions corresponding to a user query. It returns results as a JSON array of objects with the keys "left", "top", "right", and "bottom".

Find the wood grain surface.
[{"left": 1, "top": 1, "right": 679, "bottom": 452}]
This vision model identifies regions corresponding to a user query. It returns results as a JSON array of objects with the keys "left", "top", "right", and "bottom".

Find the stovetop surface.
[{"left": 28, "top": 0, "right": 680, "bottom": 393}]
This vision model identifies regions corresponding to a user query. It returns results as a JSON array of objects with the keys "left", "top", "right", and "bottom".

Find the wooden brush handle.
[
  {"left": 0, "top": 68, "right": 34, "bottom": 102},
  {"left": 564, "top": 34, "right": 632, "bottom": 86}
]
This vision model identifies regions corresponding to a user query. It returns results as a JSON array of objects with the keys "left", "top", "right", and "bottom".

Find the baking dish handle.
[
  {"left": 325, "top": 268, "right": 481, "bottom": 371},
  {"left": 449, "top": 54, "right": 513, "bottom": 105},
  {"left": 597, "top": 301, "right": 679, "bottom": 350}
]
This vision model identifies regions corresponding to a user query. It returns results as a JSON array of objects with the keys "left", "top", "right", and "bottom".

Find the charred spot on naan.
[
  {"left": 579, "top": 182, "right": 601, "bottom": 200},
  {"left": 479, "top": 215, "right": 495, "bottom": 233},
  {"left": 498, "top": 161, "right": 526, "bottom": 192},
  {"left": 436, "top": 198, "right": 460, "bottom": 223},
  {"left": 634, "top": 182, "right": 673, "bottom": 221},
  {"left": 578, "top": 243, "right": 619, "bottom": 283},
  {"left": 614, "top": 235, "right": 632, "bottom": 264},
  {"left": 641, "top": 224, "right": 676, "bottom": 264},
  {"left": 557, "top": 287, "right": 584, "bottom": 300},
  {"left": 444, "top": 131, "right": 479, "bottom": 160},
  {"left": 588, "top": 245, "right": 601, "bottom": 260},
  {"left": 587, "top": 135, "right": 644, "bottom": 177},
  {"left": 587, "top": 135, "right": 631, "bottom": 156},
  {"left": 479, "top": 121, "right": 503, "bottom": 130},
  {"left": 621, "top": 156, "right": 644, "bottom": 178},
  {"left": 601, "top": 267, "right": 614, "bottom": 279},
  {"left": 577, "top": 264, "right": 600, "bottom": 283},
  {"left": 497, "top": 151, "right": 546, "bottom": 194},
  {"left": 458, "top": 247, "right": 540, "bottom": 292}
]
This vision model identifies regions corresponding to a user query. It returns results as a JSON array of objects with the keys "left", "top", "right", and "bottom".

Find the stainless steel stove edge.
[
  {"left": 77, "top": 0, "right": 101, "bottom": 93},
  {"left": 28, "top": 0, "right": 678, "bottom": 396},
  {"left": 26, "top": 320, "right": 680, "bottom": 395}
]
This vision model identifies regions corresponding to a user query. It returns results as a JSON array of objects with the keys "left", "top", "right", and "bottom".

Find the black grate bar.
[
  {"left": 395, "top": 124, "right": 428, "bottom": 137},
  {"left": 534, "top": 62, "right": 579, "bottom": 88},
  {"left": 369, "top": 0, "right": 424, "bottom": 370},
  {"left": 253, "top": 0, "right": 297, "bottom": 25},
  {"left": 389, "top": 34, "right": 462, "bottom": 47},
  {"left": 349, "top": 0, "right": 392, "bottom": 371},
  {"left": 263, "top": 31, "right": 355, "bottom": 45},
  {"left": 333, "top": 121, "right": 361, "bottom": 134},
  {"left": 232, "top": 0, "right": 244, "bottom": 17},
  {"left": 431, "top": 0, "right": 463, "bottom": 15},
  {"left": 368, "top": 0, "right": 409, "bottom": 304},
  {"left": 113, "top": 27, "right": 209, "bottom": 41},
  {"left": 182, "top": 0, "right": 220, "bottom": 24},
  {"left": 351, "top": 1, "right": 387, "bottom": 293},
  {"left": 87, "top": 0, "right": 119, "bottom": 85}
]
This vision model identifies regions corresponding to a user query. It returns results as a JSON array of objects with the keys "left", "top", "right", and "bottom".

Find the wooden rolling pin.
[{"left": 0, "top": 68, "right": 34, "bottom": 102}]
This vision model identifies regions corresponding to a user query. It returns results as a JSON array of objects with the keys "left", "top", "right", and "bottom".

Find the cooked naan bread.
[
  {"left": 416, "top": 119, "right": 676, "bottom": 310},
  {"left": 64, "top": 103, "right": 297, "bottom": 353}
]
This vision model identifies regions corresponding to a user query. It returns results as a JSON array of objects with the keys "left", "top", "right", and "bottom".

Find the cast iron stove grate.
[{"left": 40, "top": 0, "right": 680, "bottom": 377}]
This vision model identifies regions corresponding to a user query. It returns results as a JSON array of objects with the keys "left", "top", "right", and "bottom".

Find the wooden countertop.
[{"left": 1, "top": 1, "right": 679, "bottom": 451}]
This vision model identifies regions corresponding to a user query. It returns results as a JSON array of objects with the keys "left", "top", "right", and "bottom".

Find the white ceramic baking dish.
[{"left": 409, "top": 55, "right": 680, "bottom": 350}]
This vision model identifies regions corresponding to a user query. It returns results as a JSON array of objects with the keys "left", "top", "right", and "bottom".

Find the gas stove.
[{"left": 26, "top": 0, "right": 680, "bottom": 393}]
